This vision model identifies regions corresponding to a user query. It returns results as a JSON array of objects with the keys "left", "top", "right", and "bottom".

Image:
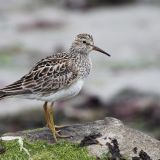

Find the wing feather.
[{"left": 1, "top": 53, "right": 79, "bottom": 97}]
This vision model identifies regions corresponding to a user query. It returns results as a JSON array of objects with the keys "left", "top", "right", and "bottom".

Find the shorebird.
[{"left": 0, "top": 33, "right": 110, "bottom": 142}]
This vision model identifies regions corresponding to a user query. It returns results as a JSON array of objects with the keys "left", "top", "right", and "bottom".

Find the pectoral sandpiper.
[{"left": 0, "top": 33, "right": 110, "bottom": 142}]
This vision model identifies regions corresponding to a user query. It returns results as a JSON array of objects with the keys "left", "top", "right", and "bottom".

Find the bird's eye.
[{"left": 83, "top": 41, "right": 86, "bottom": 44}]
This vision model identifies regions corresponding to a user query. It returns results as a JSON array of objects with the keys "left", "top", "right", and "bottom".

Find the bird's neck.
[
  {"left": 69, "top": 49, "right": 92, "bottom": 79},
  {"left": 69, "top": 46, "right": 89, "bottom": 58},
  {"left": 70, "top": 50, "right": 90, "bottom": 64}
]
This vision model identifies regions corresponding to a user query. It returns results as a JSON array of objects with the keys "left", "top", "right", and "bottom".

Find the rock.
[
  {"left": 107, "top": 89, "right": 160, "bottom": 127},
  {"left": 4, "top": 117, "right": 160, "bottom": 160}
]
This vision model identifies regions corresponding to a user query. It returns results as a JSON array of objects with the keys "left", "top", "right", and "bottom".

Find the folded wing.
[{"left": 0, "top": 53, "right": 79, "bottom": 98}]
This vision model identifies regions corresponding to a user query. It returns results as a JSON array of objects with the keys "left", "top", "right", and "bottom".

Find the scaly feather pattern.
[
  {"left": 0, "top": 33, "right": 99, "bottom": 101},
  {"left": 0, "top": 52, "right": 79, "bottom": 98}
]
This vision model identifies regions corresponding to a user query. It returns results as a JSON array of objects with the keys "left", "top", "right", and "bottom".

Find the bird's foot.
[
  {"left": 55, "top": 130, "right": 71, "bottom": 138},
  {"left": 48, "top": 127, "right": 71, "bottom": 141},
  {"left": 55, "top": 125, "right": 69, "bottom": 129}
]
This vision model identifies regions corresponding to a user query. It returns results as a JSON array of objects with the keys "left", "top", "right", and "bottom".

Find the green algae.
[{"left": 0, "top": 140, "right": 96, "bottom": 160}]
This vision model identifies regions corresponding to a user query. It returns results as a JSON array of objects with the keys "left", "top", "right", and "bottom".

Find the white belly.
[{"left": 40, "top": 80, "right": 84, "bottom": 102}]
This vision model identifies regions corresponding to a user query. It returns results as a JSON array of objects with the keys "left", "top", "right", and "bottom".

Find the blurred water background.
[{"left": 0, "top": 0, "right": 160, "bottom": 140}]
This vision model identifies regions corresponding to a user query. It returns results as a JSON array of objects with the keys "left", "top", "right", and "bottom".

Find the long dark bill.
[{"left": 92, "top": 45, "right": 110, "bottom": 57}]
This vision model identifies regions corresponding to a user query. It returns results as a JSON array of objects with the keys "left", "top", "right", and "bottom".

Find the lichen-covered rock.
[{"left": 4, "top": 117, "right": 160, "bottom": 160}]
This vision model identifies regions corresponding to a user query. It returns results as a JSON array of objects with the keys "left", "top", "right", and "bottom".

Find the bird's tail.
[
  {"left": 0, "top": 90, "right": 7, "bottom": 100},
  {"left": 0, "top": 79, "right": 32, "bottom": 101}
]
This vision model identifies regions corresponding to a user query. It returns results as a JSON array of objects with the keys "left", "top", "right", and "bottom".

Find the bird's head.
[{"left": 70, "top": 33, "right": 110, "bottom": 57}]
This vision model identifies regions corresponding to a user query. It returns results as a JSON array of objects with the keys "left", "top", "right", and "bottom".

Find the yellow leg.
[
  {"left": 43, "top": 102, "right": 57, "bottom": 142},
  {"left": 43, "top": 102, "right": 49, "bottom": 128},
  {"left": 49, "top": 103, "right": 70, "bottom": 129},
  {"left": 49, "top": 102, "right": 70, "bottom": 138},
  {"left": 43, "top": 102, "right": 70, "bottom": 141}
]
